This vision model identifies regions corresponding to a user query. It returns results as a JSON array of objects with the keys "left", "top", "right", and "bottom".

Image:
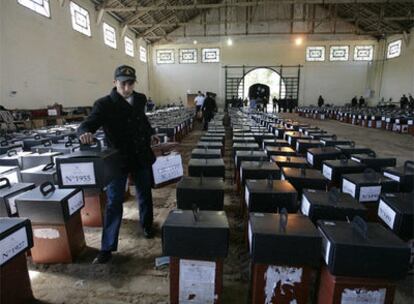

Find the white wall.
[
  {"left": 379, "top": 31, "right": 414, "bottom": 101},
  {"left": 150, "top": 36, "right": 376, "bottom": 107},
  {"left": 0, "top": 0, "right": 149, "bottom": 109}
]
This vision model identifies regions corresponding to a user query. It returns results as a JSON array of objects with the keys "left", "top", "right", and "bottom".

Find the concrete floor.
[{"left": 27, "top": 115, "right": 413, "bottom": 304}]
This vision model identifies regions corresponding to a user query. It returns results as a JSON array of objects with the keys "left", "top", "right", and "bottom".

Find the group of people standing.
[{"left": 194, "top": 91, "right": 217, "bottom": 130}]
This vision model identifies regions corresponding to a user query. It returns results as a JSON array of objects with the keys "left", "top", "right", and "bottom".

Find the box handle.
[
  {"left": 351, "top": 216, "right": 368, "bottom": 239},
  {"left": 0, "top": 140, "right": 8, "bottom": 147},
  {"left": 80, "top": 140, "right": 102, "bottom": 151},
  {"left": 0, "top": 177, "right": 11, "bottom": 189},
  {"left": 34, "top": 135, "right": 41, "bottom": 140},
  {"left": 363, "top": 168, "right": 376, "bottom": 181},
  {"left": 40, "top": 181, "right": 56, "bottom": 196},
  {"left": 332, "top": 135, "right": 337, "bottom": 140},
  {"left": 404, "top": 160, "right": 414, "bottom": 173},
  {"left": 55, "top": 130, "right": 62, "bottom": 135},
  {"left": 368, "top": 151, "right": 376, "bottom": 157},
  {"left": 339, "top": 155, "right": 348, "bottom": 164},
  {"left": 192, "top": 204, "right": 200, "bottom": 222},
  {"left": 7, "top": 149, "right": 17, "bottom": 157},
  {"left": 42, "top": 162, "right": 55, "bottom": 171},
  {"left": 349, "top": 141, "right": 355, "bottom": 148},
  {"left": 65, "top": 140, "right": 73, "bottom": 147},
  {"left": 43, "top": 140, "right": 52, "bottom": 147},
  {"left": 279, "top": 208, "right": 288, "bottom": 233}
]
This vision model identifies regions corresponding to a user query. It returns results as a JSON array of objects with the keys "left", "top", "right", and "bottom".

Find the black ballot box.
[
  {"left": 309, "top": 133, "right": 336, "bottom": 140},
  {"left": 20, "top": 162, "right": 57, "bottom": 186},
  {"left": 317, "top": 218, "right": 410, "bottom": 279},
  {"left": 240, "top": 161, "right": 281, "bottom": 190},
  {"left": 281, "top": 167, "right": 328, "bottom": 197},
  {"left": 271, "top": 155, "right": 308, "bottom": 169},
  {"left": 295, "top": 139, "right": 323, "bottom": 155},
  {"left": 284, "top": 131, "right": 310, "bottom": 147},
  {"left": 49, "top": 141, "right": 80, "bottom": 154},
  {"left": 191, "top": 148, "right": 221, "bottom": 159},
  {"left": 23, "top": 135, "right": 49, "bottom": 151},
  {"left": 232, "top": 136, "right": 256, "bottom": 144},
  {"left": 30, "top": 140, "right": 55, "bottom": 153},
  {"left": 176, "top": 176, "right": 224, "bottom": 211},
  {"left": 188, "top": 158, "right": 225, "bottom": 179},
  {"left": 0, "top": 141, "right": 23, "bottom": 155},
  {"left": 0, "top": 178, "right": 35, "bottom": 217},
  {"left": 322, "top": 159, "right": 367, "bottom": 187},
  {"left": 15, "top": 182, "right": 85, "bottom": 263},
  {"left": 162, "top": 209, "right": 229, "bottom": 259},
  {"left": 197, "top": 141, "right": 224, "bottom": 156},
  {"left": 235, "top": 150, "right": 268, "bottom": 170},
  {"left": 378, "top": 193, "right": 414, "bottom": 241},
  {"left": 232, "top": 142, "right": 260, "bottom": 156},
  {"left": 199, "top": 136, "right": 224, "bottom": 144},
  {"left": 382, "top": 161, "right": 414, "bottom": 192},
  {"left": 248, "top": 212, "right": 321, "bottom": 304},
  {"left": 21, "top": 151, "right": 63, "bottom": 170},
  {"left": 319, "top": 138, "right": 352, "bottom": 147},
  {"left": 300, "top": 189, "right": 367, "bottom": 224},
  {"left": 245, "top": 180, "right": 298, "bottom": 213},
  {"left": 350, "top": 153, "right": 396, "bottom": 172},
  {"left": 55, "top": 143, "right": 123, "bottom": 189},
  {"left": 0, "top": 150, "right": 33, "bottom": 168},
  {"left": 0, "top": 218, "right": 34, "bottom": 304},
  {"left": 262, "top": 139, "right": 290, "bottom": 150},
  {"left": 265, "top": 146, "right": 296, "bottom": 158},
  {"left": 162, "top": 210, "right": 229, "bottom": 304},
  {"left": 306, "top": 147, "right": 343, "bottom": 170},
  {"left": 335, "top": 144, "right": 374, "bottom": 158}
]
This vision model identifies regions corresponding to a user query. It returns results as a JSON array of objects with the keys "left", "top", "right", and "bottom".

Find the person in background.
[
  {"left": 202, "top": 92, "right": 217, "bottom": 130},
  {"left": 408, "top": 94, "right": 414, "bottom": 110},
  {"left": 318, "top": 95, "right": 324, "bottom": 107},
  {"left": 358, "top": 96, "right": 365, "bottom": 108},
  {"left": 249, "top": 97, "right": 257, "bottom": 110},
  {"left": 400, "top": 94, "right": 409, "bottom": 110},
  {"left": 351, "top": 96, "right": 358, "bottom": 107},
  {"left": 272, "top": 96, "right": 278, "bottom": 113},
  {"left": 77, "top": 65, "right": 159, "bottom": 264},
  {"left": 146, "top": 97, "right": 155, "bottom": 111},
  {"left": 194, "top": 91, "right": 205, "bottom": 113}
]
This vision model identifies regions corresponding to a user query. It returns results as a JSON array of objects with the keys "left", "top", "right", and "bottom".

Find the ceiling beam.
[{"left": 103, "top": 1, "right": 411, "bottom": 13}]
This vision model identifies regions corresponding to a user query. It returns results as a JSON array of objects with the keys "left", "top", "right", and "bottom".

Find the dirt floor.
[{"left": 27, "top": 114, "right": 413, "bottom": 304}]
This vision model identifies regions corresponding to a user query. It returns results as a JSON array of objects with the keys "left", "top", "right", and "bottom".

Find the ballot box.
[
  {"left": 0, "top": 150, "right": 33, "bottom": 168},
  {"left": 232, "top": 142, "right": 260, "bottom": 156},
  {"left": 50, "top": 141, "right": 80, "bottom": 154},
  {"left": 56, "top": 142, "right": 122, "bottom": 189},
  {"left": 271, "top": 156, "right": 308, "bottom": 169},
  {"left": 382, "top": 160, "right": 414, "bottom": 192},
  {"left": 350, "top": 153, "right": 396, "bottom": 172},
  {"left": 0, "top": 140, "right": 23, "bottom": 155},
  {"left": 199, "top": 136, "right": 224, "bottom": 145},
  {"left": 0, "top": 165, "right": 21, "bottom": 184},
  {"left": 240, "top": 161, "right": 281, "bottom": 192},
  {"left": 295, "top": 139, "right": 323, "bottom": 155},
  {"left": 191, "top": 148, "right": 221, "bottom": 159},
  {"left": 0, "top": 218, "right": 34, "bottom": 304},
  {"left": 244, "top": 180, "right": 298, "bottom": 213},
  {"left": 284, "top": 131, "right": 310, "bottom": 148},
  {"left": 281, "top": 167, "right": 328, "bottom": 197},
  {"left": 21, "top": 151, "right": 62, "bottom": 170},
  {"left": 265, "top": 146, "right": 296, "bottom": 158},
  {"left": 300, "top": 188, "right": 367, "bottom": 224},
  {"left": 197, "top": 141, "right": 224, "bottom": 156},
  {"left": 20, "top": 162, "right": 57, "bottom": 186},
  {"left": 335, "top": 144, "right": 373, "bottom": 158},
  {"left": 162, "top": 210, "right": 229, "bottom": 304},
  {"left": 188, "top": 158, "right": 225, "bottom": 179},
  {"left": 248, "top": 212, "right": 321, "bottom": 304},
  {"left": 306, "top": 147, "right": 343, "bottom": 170},
  {"left": 15, "top": 182, "right": 85, "bottom": 263},
  {"left": 232, "top": 136, "right": 256, "bottom": 144},
  {"left": 322, "top": 158, "right": 367, "bottom": 188},
  {"left": 319, "top": 138, "right": 352, "bottom": 147},
  {"left": 22, "top": 135, "right": 50, "bottom": 151},
  {"left": 262, "top": 139, "right": 290, "bottom": 150},
  {"left": 0, "top": 178, "right": 35, "bottom": 217},
  {"left": 176, "top": 176, "right": 224, "bottom": 211}
]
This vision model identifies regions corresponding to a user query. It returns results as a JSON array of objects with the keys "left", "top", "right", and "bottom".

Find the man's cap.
[{"left": 114, "top": 65, "right": 136, "bottom": 81}]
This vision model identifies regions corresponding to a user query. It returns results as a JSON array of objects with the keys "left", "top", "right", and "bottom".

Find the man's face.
[{"left": 114, "top": 79, "right": 135, "bottom": 98}]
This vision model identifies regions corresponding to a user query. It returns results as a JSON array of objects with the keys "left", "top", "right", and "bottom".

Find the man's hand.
[
  {"left": 151, "top": 135, "right": 160, "bottom": 145},
  {"left": 79, "top": 132, "right": 94, "bottom": 145}
]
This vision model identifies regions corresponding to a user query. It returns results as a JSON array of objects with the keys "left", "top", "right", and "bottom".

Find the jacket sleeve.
[
  {"left": 77, "top": 100, "right": 105, "bottom": 137},
  {"left": 140, "top": 94, "right": 155, "bottom": 135}
]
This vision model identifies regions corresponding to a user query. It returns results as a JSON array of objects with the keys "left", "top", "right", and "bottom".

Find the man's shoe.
[
  {"left": 92, "top": 251, "right": 112, "bottom": 264},
  {"left": 143, "top": 227, "right": 154, "bottom": 239}
]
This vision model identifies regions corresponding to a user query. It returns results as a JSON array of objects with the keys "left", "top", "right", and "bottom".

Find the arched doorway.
[{"left": 238, "top": 68, "right": 286, "bottom": 109}]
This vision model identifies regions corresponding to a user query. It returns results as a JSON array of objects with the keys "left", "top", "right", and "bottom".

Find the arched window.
[{"left": 238, "top": 68, "right": 286, "bottom": 100}]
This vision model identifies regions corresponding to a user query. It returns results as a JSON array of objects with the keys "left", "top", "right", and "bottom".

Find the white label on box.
[
  {"left": 318, "top": 228, "right": 331, "bottom": 265},
  {"left": 383, "top": 172, "right": 400, "bottom": 182},
  {"left": 1, "top": 171, "right": 19, "bottom": 184},
  {"left": 342, "top": 179, "right": 356, "bottom": 198},
  {"left": 152, "top": 153, "right": 183, "bottom": 185},
  {"left": 376, "top": 121, "right": 382, "bottom": 128},
  {"left": 288, "top": 136, "right": 292, "bottom": 145},
  {"left": 48, "top": 109, "right": 58, "bottom": 116},
  {"left": 240, "top": 167, "right": 243, "bottom": 181},
  {"left": 179, "top": 259, "right": 216, "bottom": 304},
  {"left": 60, "top": 162, "right": 96, "bottom": 186},
  {"left": 296, "top": 142, "right": 300, "bottom": 151},
  {"left": 301, "top": 195, "right": 311, "bottom": 216},
  {"left": 340, "top": 288, "right": 386, "bottom": 304},
  {"left": 351, "top": 157, "right": 361, "bottom": 163},
  {"left": 281, "top": 173, "right": 285, "bottom": 180},
  {"left": 307, "top": 152, "right": 314, "bottom": 165},
  {"left": 248, "top": 222, "right": 253, "bottom": 252},
  {"left": 322, "top": 165, "right": 333, "bottom": 180},
  {"left": 359, "top": 186, "right": 381, "bottom": 202},
  {"left": 6, "top": 195, "right": 19, "bottom": 215},
  {"left": 378, "top": 200, "right": 396, "bottom": 229},
  {"left": 68, "top": 191, "right": 84, "bottom": 216},
  {"left": 33, "top": 228, "right": 60, "bottom": 239},
  {"left": 264, "top": 266, "right": 302, "bottom": 304},
  {"left": 0, "top": 227, "right": 28, "bottom": 266},
  {"left": 245, "top": 186, "right": 250, "bottom": 207}
]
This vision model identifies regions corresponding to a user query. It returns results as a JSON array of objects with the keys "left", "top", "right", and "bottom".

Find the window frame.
[
  {"left": 124, "top": 36, "right": 134, "bottom": 57},
  {"left": 179, "top": 48, "right": 198, "bottom": 64},
  {"left": 386, "top": 39, "right": 402, "bottom": 59},
  {"left": 69, "top": 1, "right": 92, "bottom": 37},
  {"left": 17, "top": 0, "right": 51, "bottom": 18},
  {"left": 353, "top": 45, "right": 374, "bottom": 61},
  {"left": 156, "top": 49, "right": 175, "bottom": 64},
  {"left": 103, "top": 22, "right": 117, "bottom": 49},
  {"left": 329, "top": 45, "right": 350, "bottom": 62},
  {"left": 305, "top": 46, "right": 325, "bottom": 62},
  {"left": 201, "top": 48, "right": 220, "bottom": 63}
]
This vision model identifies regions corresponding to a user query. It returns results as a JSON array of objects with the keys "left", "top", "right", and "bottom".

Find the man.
[
  {"left": 194, "top": 91, "right": 205, "bottom": 113},
  {"left": 146, "top": 97, "right": 155, "bottom": 111},
  {"left": 409, "top": 94, "right": 414, "bottom": 110},
  {"left": 400, "top": 94, "right": 409, "bottom": 110},
  {"left": 78, "top": 65, "right": 159, "bottom": 264},
  {"left": 202, "top": 92, "right": 217, "bottom": 130},
  {"left": 358, "top": 96, "right": 365, "bottom": 108},
  {"left": 318, "top": 95, "right": 324, "bottom": 107},
  {"left": 272, "top": 96, "right": 278, "bottom": 113},
  {"left": 351, "top": 96, "right": 358, "bottom": 107}
]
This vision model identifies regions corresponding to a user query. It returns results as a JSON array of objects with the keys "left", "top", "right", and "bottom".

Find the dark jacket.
[{"left": 77, "top": 88, "right": 155, "bottom": 171}]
